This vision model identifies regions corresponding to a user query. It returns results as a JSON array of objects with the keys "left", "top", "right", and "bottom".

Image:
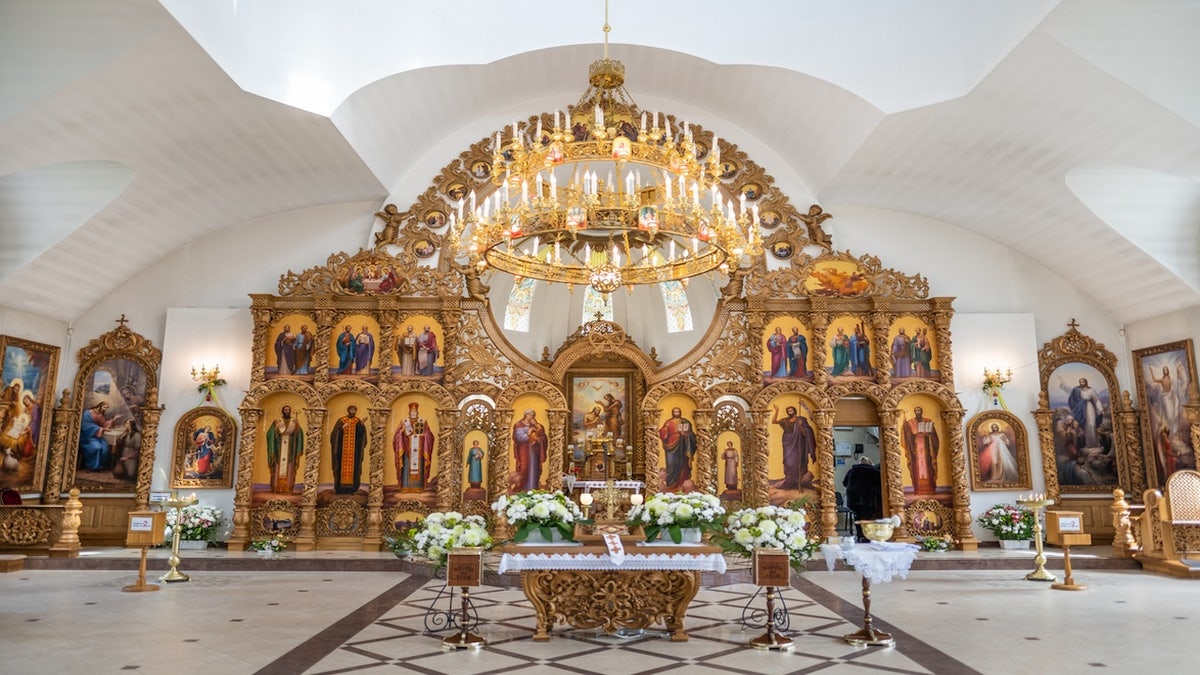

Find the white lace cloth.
[
  {"left": 819, "top": 542, "right": 918, "bottom": 584},
  {"left": 498, "top": 551, "right": 727, "bottom": 574},
  {"left": 573, "top": 480, "right": 645, "bottom": 491}
]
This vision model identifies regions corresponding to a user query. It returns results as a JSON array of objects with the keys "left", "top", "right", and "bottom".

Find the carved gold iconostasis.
[{"left": 218, "top": 111, "right": 999, "bottom": 552}]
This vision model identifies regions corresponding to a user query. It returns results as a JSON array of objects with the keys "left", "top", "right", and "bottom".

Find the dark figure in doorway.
[{"left": 843, "top": 455, "right": 882, "bottom": 542}]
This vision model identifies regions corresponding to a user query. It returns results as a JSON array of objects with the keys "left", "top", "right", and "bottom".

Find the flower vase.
[
  {"left": 998, "top": 539, "right": 1031, "bottom": 550},
  {"left": 518, "top": 527, "right": 566, "bottom": 545},
  {"left": 178, "top": 539, "right": 208, "bottom": 550},
  {"left": 652, "top": 527, "right": 702, "bottom": 544}
]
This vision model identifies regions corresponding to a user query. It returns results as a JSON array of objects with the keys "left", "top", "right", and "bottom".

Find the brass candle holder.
[
  {"left": 161, "top": 491, "right": 198, "bottom": 583},
  {"left": 1016, "top": 495, "right": 1057, "bottom": 583}
]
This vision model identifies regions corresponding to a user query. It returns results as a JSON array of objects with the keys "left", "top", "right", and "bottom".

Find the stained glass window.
[
  {"left": 504, "top": 278, "right": 536, "bottom": 331},
  {"left": 661, "top": 280, "right": 692, "bottom": 332},
  {"left": 582, "top": 285, "right": 613, "bottom": 323}
]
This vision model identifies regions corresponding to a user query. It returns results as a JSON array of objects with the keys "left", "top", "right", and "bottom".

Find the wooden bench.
[
  {"left": 1136, "top": 469, "right": 1200, "bottom": 578},
  {"left": 0, "top": 489, "right": 83, "bottom": 559}
]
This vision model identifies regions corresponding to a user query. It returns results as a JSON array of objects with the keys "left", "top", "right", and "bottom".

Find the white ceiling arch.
[{"left": 0, "top": 0, "right": 1197, "bottom": 328}]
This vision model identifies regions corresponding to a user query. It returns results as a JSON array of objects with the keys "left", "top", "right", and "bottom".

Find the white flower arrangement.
[
  {"left": 976, "top": 503, "right": 1035, "bottom": 540},
  {"left": 718, "top": 504, "right": 819, "bottom": 569},
  {"left": 492, "top": 490, "right": 584, "bottom": 543},
  {"left": 386, "top": 511, "right": 493, "bottom": 567},
  {"left": 250, "top": 536, "right": 288, "bottom": 553},
  {"left": 164, "top": 503, "right": 223, "bottom": 542},
  {"left": 625, "top": 491, "right": 725, "bottom": 543}
]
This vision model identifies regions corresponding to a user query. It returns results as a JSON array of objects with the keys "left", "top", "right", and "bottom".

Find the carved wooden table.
[
  {"left": 820, "top": 542, "right": 918, "bottom": 647},
  {"left": 497, "top": 538, "right": 726, "bottom": 641}
]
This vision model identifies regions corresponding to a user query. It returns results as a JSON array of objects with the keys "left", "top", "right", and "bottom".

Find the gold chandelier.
[{"left": 449, "top": 8, "right": 763, "bottom": 294}]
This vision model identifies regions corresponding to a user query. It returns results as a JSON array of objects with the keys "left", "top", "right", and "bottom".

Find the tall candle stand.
[
  {"left": 161, "top": 491, "right": 198, "bottom": 583},
  {"left": 1016, "top": 495, "right": 1057, "bottom": 583}
]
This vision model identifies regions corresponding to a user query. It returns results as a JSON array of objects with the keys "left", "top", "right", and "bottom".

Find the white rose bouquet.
[
  {"left": 386, "top": 511, "right": 493, "bottom": 567},
  {"left": 717, "top": 504, "right": 819, "bottom": 570},
  {"left": 164, "top": 503, "right": 223, "bottom": 542},
  {"left": 492, "top": 490, "right": 584, "bottom": 543},
  {"left": 625, "top": 491, "right": 725, "bottom": 544}
]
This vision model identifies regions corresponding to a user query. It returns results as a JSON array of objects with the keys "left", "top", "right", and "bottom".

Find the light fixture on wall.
[
  {"left": 982, "top": 366, "right": 1012, "bottom": 391},
  {"left": 448, "top": 1, "right": 763, "bottom": 293},
  {"left": 982, "top": 366, "right": 1012, "bottom": 410},
  {"left": 191, "top": 363, "right": 226, "bottom": 403}
]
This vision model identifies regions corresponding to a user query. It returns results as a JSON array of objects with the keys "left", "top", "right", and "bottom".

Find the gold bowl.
[{"left": 858, "top": 520, "right": 895, "bottom": 543}]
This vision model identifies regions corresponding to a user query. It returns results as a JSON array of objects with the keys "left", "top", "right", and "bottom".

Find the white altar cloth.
[
  {"left": 819, "top": 542, "right": 918, "bottom": 584},
  {"left": 498, "top": 551, "right": 726, "bottom": 574},
  {"left": 572, "top": 480, "right": 645, "bottom": 492}
]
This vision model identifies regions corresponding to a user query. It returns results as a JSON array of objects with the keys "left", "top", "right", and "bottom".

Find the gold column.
[
  {"left": 435, "top": 406, "right": 460, "bottom": 512},
  {"left": 870, "top": 310, "right": 892, "bottom": 388},
  {"left": 491, "top": 408, "right": 515, "bottom": 540},
  {"left": 365, "top": 406, "right": 392, "bottom": 549},
  {"left": 42, "top": 389, "right": 78, "bottom": 504},
  {"left": 812, "top": 407, "right": 838, "bottom": 541},
  {"left": 545, "top": 408, "right": 568, "bottom": 492},
  {"left": 693, "top": 409, "right": 716, "bottom": 494},
  {"left": 747, "top": 408, "right": 772, "bottom": 506},
  {"left": 135, "top": 399, "right": 164, "bottom": 510},
  {"left": 809, "top": 312, "right": 829, "bottom": 388},
  {"left": 642, "top": 408, "right": 662, "bottom": 497},
  {"left": 931, "top": 300, "right": 954, "bottom": 384},
  {"left": 295, "top": 407, "right": 327, "bottom": 551},
  {"left": 878, "top": 409, "right": 910, "bottom": 540},
  {"left": 940, "top": 406, "right": 978, "bottom": 551},
  {"left": 1032, "top": 393, "right": 1061, "bottom": 503},
  {"left": 228, "top": 406, "right": 263, "bottom": 548}
]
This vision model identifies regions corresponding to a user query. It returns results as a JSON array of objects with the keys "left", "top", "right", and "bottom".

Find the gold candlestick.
[
  {"left": 161, "top": 491, "right": 198, "bottom": 583},
  {"left": 1016, "top": 496, "right": 1057, "bottom": 582}
]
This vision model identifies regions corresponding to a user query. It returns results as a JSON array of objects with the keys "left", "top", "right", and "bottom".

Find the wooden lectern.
[{"left": 1046, "top": 511, "right": 1091, "bottom": 591}]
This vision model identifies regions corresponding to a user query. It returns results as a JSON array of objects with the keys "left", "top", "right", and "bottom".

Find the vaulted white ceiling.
[{"left": 1, "top": 0, "right": 1198, "bottom": 325}]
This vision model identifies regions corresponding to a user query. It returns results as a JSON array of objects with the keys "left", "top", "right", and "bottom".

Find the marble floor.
[{"left": 2, "top": 546, "right": 1192, "bottom": 675}]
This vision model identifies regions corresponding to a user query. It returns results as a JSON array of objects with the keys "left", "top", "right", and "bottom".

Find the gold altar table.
[{"left": 497, "top": 537, "right": 726, "bottom": 641}]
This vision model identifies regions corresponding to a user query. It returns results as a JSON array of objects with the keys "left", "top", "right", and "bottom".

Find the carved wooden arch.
[
  {"left": 315, "top": 379, "right": 383, "bottom": 408},
  {"left": 1034, "top": 322, "right": 1139, "bottom": 500},
  {"left": 880, "top": 378, "right": 973, "bottom": 545},
  {"left": 494, "top": 378, "right": 570, "bottom": 496},
  {"left": 277, "top": 248, "right": 462, "bottom": 299},
  {"left": 241, "top": 379, "right": 323, "bottom": 411},
  {"left": 642, "top": 379, "right": 714, "bottom": 496},
  {"left": 60, "top": 319, "right": 163, "bottom": 508},
  {"left": 746, "top": 249, "right": 931, "bottom": 302},
  {"left": 451, "top": 397, "right": 503, "bottom": 519},
  {"left": 547, "top": 320, "right": 660, "bottom": 385},
  {"left": 712, "top": 395, "right": 754, "bottom": 506},
  {"left": 750, "top": 379, "right": 841, "bottom": 534}
]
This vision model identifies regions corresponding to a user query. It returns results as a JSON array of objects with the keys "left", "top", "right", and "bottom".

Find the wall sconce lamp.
[
  {"left": 191, "top": 363, "right": 226, "bottom": 401},
  {"left": 982, "top": 366, "right": 1013, "bottom": 410},
  {"left": 982, "top": 367, "right": 1013, "bottom": 391},
  {"left": 191, "top": 363, "right": 221, "bottom": 384}
]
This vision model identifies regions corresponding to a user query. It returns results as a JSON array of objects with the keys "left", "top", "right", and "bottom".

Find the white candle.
[{"left": 550, "top": 173, "right": 557, "bottom": 201}]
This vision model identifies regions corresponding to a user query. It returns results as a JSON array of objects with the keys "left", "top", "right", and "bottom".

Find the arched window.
[
  {"left": 504, "top": 278, "right": 536, "bottom": 331},
  {"left": 660, "top": 280, "right": 693, "bottom": 332},
  {"left": 582, "top": 285, "right": 614, "bottom": 323}
]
